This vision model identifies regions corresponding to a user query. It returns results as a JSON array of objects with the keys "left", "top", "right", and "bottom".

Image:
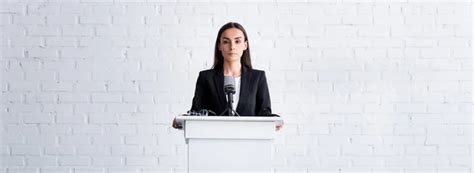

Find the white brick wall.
[{"left": 0, "top": 1, "right": 472, "bottom": 173}]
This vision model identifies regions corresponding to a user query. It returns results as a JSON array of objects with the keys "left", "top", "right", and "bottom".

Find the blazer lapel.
[
  {"left": 213, "top": 69, "right": 226, "bottom": 109},
  {"left": 236, "top": 66, "right": 249, "bottom": 113}
]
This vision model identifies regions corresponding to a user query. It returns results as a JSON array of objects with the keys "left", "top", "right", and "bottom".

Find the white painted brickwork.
[{"left": 0, "top": 1, "right": 472, "bottom": 173}]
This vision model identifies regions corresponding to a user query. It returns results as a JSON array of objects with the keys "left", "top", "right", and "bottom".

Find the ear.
[
  {"left": 218, "top": 42, "right": 222, "bottom": 51},
  {"left": 244, "top": 41, "right": 248, "bottom": 50}
]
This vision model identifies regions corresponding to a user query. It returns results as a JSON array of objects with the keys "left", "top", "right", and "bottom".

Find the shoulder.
[
  {"left": 198, "top": 69, "right": 218, "bottom": 76},
  {"left": 199, "top": 69, "right": 214, "bottom": 75},
  {"left": 247, "top": 68, "right": 266, "bottom": 76},
  {"left": 196, "top": 69, "right": 220, "bottom": 81}
]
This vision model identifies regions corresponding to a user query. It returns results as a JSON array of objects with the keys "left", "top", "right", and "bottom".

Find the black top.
[{"left": 191, "top": 66, "right": 272, "bottom": 116}]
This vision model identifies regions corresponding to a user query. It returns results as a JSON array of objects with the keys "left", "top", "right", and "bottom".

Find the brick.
[
  {"left": 438, "top": 38, "right": 470, "bottom": 47},
  {"left": 129, "top": 26, "right": 160, "bottom": 36},
  {"left": 38, "top": 168, "right": 71, "bottom": 173},
  {"left": 13, "top": 15, "right": 45, "bottom": 25},
  {"left": 41, "top": 82, "right": 73, "bottom": 92},
  {"left": 6, "top": 103, "right": 42, "bottom": 113},
  {"left": 384, "top": 156, "right": 418, "bottom": 166},
  {"left": 438, "top": 146, "right": 470, "bottom": 155},
  {"left": 138, "top": 104, "right": 170, "bottom": 113},
  {"left": 59, "top": 135, "right": 91, "bottom": 145},
  {"left": 75, "top": 103, "right": 105, "bottom": 113},
  {"left": 96, "top": 26, "right": 127, "bottom": 36},
  {"left": 26, "top": 156, "right": 56, "bottom": 166},
  {"left": 79, "top": 15, "right": 110, "bottom": 24},
  {"left": 92, "top": 157, "right": 123, "bottom": 166},
  {"left": 11, "top": 146, "right": 41, "bottom": 155},
  {"left": 111, "top": 37, "right": 145, "bottom": 48},
  {"left": 0, "top": 25, "right": 26, "bottom": 36},
  {"left": 24, "top": 70, "right": 56, "bottom": 81},
  {"left": 0, "top": 48, "right": 24, "bottom": 58},
  {"left": 72, "top": 125, "right": 103, "bottom": 134},
  {"left": 406, "top": 145, "right": 437, "bottom": 155},
  {"left": 89, "top": 113, "right": 118, "bottom": 124},
  {"left": 56, "top": 115, "right": 86, "bottom": 124},
  {"left": 58, "top": 93, "right": 89, "bottom": 103},
  {"left": 111, "top": 146, "right": 143, "bottom": 155},
  {"left": 10, "top": 37, "right": 43, "bottom": 47},
  {"left": 113, "top": 15, "right": 145, "bottom": 25},
  {"left": 373, "top": 145, "right": 404, "bottom": 156},
  {"left": 46, "top": 37, "right": 77, "bottom": 47},
  {"left": 342, "top": 15, "right": 372, "bottom": 24},
  {"left": 26, "top": 26, "right": 60, "bottom": 36},
  {"left": 105, "top": 103, "right": 137, "bottom": 113},
  {"left": 419, "top": 156, "right": 450, "bottom": 166},
  {"left": 45, "top": 146, "right": 74, "bottom": 155},
  {"left": 436, "top": 14, "right": 470, "bottom": 25},
  {"left": 405, "top": 15, "right": 435, "bottom": 25},
  {"left": 394, "top": 124, "right": 425, "bottom": 135},
  {"left": 358, "top": 26, "right": 390, "bottom": 37},
  {"left": 92, "top": 135, "right": 122, "bottom": 145},
  {"left": 62, "top": 26, "right": 94, "bottom": 36},
  {"left": 1, "top": 71, "right": 24, "bottom": 81},
  {"left": 42, "top": 104, "right": 73, "bottom": 113},
  {"left": 0, "top": 4, "right": 25, "bottom": 14},
  {"left": 145, "top": 15, "right": 178, "bottom": 25},
  {"left": 58, "top": 70, "right": 91, "bottom": 81},
  {"left": 23, "top": 114, "right": 54, "bottom": 124},
  {"left": 123, "top": 93, "right": 154, "bottom": 103},
  {"left": 0, "top": 156, "right": 24, "bottom": 166},
  {"left": 374, "top": 15, "right": 403, "bottom": 24},
  {"left": 126, "top": 156, "right": 158, "bottom": 166},
  {"left": 27, "top": 4, "right": 60, "bottom": 14},
  {"left": 4, "top": 168, "right": 37, "bottom": 173},
  {"left": 39, "top": 125, "right": 71, "bottom": 134},
  {"left": 330, "top": 123, "right": 362, "bottom": 134},
  {"left": 76, "top": 146, "right": 109, "bottom": 155},
  {"left": 73, "top": 168, "right": 104, "bottom": 173},
  {"left": 59, "top": 156, "right": 90, "bottom": 166},
  {"left": 91, "top": 93, "right": 121, "bottom": 103},
  {"left": 144, "top": 145, "right": 174, "bottom": 155},
  {"left": 157, "top": 155, "right": 186, "bottom": 166},
  {"left": 74, "top": 82, "right": 106, "bottom": 92},
  {"left": 47, "top": 15, "right": 77, "bottom": 25},
  {"left": 42, "top": 60, "right": 75, "bottom": 70}
]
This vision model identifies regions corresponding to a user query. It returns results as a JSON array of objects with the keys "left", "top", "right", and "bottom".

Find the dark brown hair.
[{"left": 212, "top": 22, "right": 252, "bottom": 70}]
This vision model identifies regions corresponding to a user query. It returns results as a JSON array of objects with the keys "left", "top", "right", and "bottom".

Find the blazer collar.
[
  {"left": 236, "top": 66, "right": 249, "bottom": 113},
  {"left": 213, "top": 68, "right": 226, "bottom": 110}
]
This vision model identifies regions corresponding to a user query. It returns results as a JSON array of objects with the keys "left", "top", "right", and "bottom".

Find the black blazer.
[{"left": 191, "top": 66, "right": 272, "bottom": 116}]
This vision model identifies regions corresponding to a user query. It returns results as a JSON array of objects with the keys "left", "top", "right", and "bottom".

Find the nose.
[{"left": 230, "top": 42, "right": 235, "bottom": 50}]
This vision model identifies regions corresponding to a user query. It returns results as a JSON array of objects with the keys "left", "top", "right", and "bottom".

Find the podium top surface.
[{"left": 175, "top": 115, "right": 283, "bottom": 125}]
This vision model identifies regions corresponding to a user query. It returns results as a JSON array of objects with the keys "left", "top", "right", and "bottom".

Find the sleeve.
[
  {"left": 256, "top": 71, "right": 272, "bottom": 116},
  {"left": 191, "top": 72, "right": 205, "bottom": 112}
]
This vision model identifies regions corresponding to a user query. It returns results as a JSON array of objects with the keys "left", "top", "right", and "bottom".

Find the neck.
[{"left": 223, "top": 62, "right": 242, "bottom": 77}]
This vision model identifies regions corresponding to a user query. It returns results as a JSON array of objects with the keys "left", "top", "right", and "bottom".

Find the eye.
[
  {"left": 235, "top": 40, "right": 241, "bottom": 44},
  {"left": 222, "top": 40, "right": 229, "bottom": 44}
]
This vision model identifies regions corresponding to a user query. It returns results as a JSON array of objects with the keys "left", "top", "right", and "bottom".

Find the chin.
[{"left": 224, "top": 56, "right": 240, "bottom": 61}]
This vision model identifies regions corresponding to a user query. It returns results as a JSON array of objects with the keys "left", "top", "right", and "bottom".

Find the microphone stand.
[{"left": 219, "top": 87, "right": 240, "bottom": 116}]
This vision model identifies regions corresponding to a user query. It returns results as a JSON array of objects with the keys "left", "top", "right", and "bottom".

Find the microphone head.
[{"left": 223, "top": 76, "right": 235, "bottom": 94}]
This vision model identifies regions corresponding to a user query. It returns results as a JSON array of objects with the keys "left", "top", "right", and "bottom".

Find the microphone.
[
  {"left": 224, "top": 76, "right": 236, "bottom": 96},
  {"left": 223, "top": 76, "right": 236, "bottom": 116}
]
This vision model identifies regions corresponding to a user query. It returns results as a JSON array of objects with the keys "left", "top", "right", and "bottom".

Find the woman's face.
[{"left": 218, "top": 28, "right": 247, "bottom": 64}]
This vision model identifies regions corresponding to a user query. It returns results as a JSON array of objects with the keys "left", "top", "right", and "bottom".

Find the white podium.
[{"left": 174, "top": 115, "right": 283, "bottom": 173}]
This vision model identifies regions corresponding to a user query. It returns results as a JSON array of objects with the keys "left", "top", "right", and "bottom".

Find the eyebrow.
[{"left": 222, "top": 37, "right": 243, "bottom": 40}]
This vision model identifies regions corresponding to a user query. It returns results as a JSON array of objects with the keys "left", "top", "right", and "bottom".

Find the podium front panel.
[{"left": 188, "top": 138, "right": 272, "bottom": 172}]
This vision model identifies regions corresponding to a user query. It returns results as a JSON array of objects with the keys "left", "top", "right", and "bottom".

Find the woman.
[{"left": 173, "top": 22, "right": 282, "bottom": 130}]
